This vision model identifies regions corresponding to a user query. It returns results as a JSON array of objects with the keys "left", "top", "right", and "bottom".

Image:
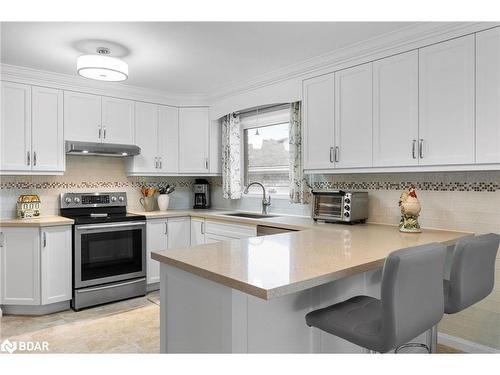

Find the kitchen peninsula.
[{"left": 151, "top": 215, "right": 470, "bottom": 353}]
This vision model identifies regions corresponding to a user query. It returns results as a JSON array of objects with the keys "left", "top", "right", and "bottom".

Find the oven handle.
[
  {"left": 76, "top": 278, "right": 146, "bottom": 293},
  {"left": 76, "top": 221, "right": 146, "bottom": 230}
]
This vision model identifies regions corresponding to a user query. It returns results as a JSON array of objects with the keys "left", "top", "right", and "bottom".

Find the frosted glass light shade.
[{"left": 77, "top": 54, "right": 128, "bottom": 81}]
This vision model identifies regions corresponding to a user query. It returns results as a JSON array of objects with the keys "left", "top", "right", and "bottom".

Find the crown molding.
[
  {"left": 0, "top": 63, "right": 209, "bottom": 107},
  {"left": 208, "top": 22, "right": 500, "bottom": 102}
]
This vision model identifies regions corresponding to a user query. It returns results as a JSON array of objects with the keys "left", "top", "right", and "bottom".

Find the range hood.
[{"left": 65, "top": 141, "right": 141, "bottom": 157}]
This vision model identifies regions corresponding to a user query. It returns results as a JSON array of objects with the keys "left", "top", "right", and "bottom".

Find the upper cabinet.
[
  {"left": 418, "top": 35, "right": 475, "bottom": 165},
  {"left": 1, "top": 82, "right": 32, "bottom": 172},
  {"left": 179, "top": 107, "right": 210, "bottom": 174},
  {"left": 334, "top": 63, "right": 373, "bottom": 168},
  {"left": 65, "top": 91, "right": 135, "bottom": 145},
  {"left": 302, "top": 73, "right": 335, "bottom": 170},
  {"left": 101, "top": 97, "right": 135, "bottom": 145},
  {"left": 1, "top": 82, "right": 64, "bottom": 174},
  {"left": 373, "top": 50, "right": 419, "bottom": 167},
  {"left": 476, "top": 27, "right": 500, "bottom": 164},
  {"left": 158, "top": 105, "right": 179, "bottom": 174},
  {"left": 64, "top": 91, "right": 102, "bottom": 143}
]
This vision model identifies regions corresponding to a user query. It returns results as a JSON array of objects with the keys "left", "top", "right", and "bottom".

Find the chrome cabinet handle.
[
  {"left": 98, "top": 127, "right": 102, "bottom": 139},
  {"left": 33, "top": 151, "right": 37, "bottom": 166},
  {"left": 329, "top": 147, "right": 334, "bottom": 163},
  {"left": 419, "top": 139, "right": 424, "bottom": 159},
  {"left": 412, "top": 140, "right": 417, "bottom": 159},
  {"left": 103, "top": 127, "right": 106, "bottom": 139},
  {"left": 334, "top": 146, "right": 339, "bottom": 162},
  {"left": 43, "top": 232, "right": 47, "bottom": 247},
  {"left": 205, "top": 158, "right": 209, "bottom": 170},
  {"left": 0, "top": 232, "right": 4, "bottom": 247},
  {"left": 154, "top": 157, "right": 158, "bottom": 169},
  {"left": 159, "top": 158, "right": 162, "bottom": 169},
  {"left": 27, "top": 151, "right": 30, "bottom": 166},
  {"left": 201, "top": 222, "right": 205, "bottom": 235},
  {"left": 165, "top": 221, "right": 168, "bottom": 235}
]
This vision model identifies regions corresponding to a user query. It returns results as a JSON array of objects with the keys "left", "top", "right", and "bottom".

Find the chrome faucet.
[{"left": 243, "top": 182, "right": 271, "bottom": 215}]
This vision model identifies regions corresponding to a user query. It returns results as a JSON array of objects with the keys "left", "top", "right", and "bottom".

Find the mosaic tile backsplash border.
[{"left": 1, "top": 177, "right": 499, "bottom": 192}]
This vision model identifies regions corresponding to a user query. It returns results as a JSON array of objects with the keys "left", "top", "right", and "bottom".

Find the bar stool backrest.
[
  {"left": 446, "top": 233, "right": 499, "bottom": 314},
  {"left": 380, "top": 243, "right": 447, "bottom": 351}
]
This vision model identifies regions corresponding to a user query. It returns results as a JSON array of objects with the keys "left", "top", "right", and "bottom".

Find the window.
[{"left": 241, "top": 105, "right": 290, "bottom": 197}]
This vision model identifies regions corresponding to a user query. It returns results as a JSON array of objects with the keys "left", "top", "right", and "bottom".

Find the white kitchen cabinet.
[
  {"left": 334, "top": 63, "right": 373, "bottom": 168},
  {"left": 190, "top": 218, "right": 206, "bottom": 245},
  {"left": 204, "top": 233, "right": 235, "bottom": 243},
  {"left": 179, "top": 107, "right": 210, "bottom": 173},
  {"left": 373, "top": 51, "right": 419, "bottom": 167},
  {"left": 0, "top": 227, "right": 40, "bottom": 305},
  {"left": 209, "top": 119, "right": 222, "bottom": 174},
  {"left": 101, "top": 96, "right": 135, "bottom": 145},
  {"left": 302, "top": 73, "right": 335, "bottom": 170},
  {"left": 146, "top": 218, "right": 168, "bottom": 285},
  {"left": 204, "top": 220, "right": 256, "bottom": 239},
  {"left": 127, "top": 102, "right": 159, "bottom": 174},
  {"left": 419, "top": 35, "right": 475, "bottom": 165},
  {"left": 158, "top": 105, "right": 179, "bottom": 173},
  {"left": 64, "top": 91, "right": 102, "bottom": 143},
  {"left": 0, "top": 82, "right": 32, "bottom": 172},
  {"left": 476, "top": 27, "right": 500, "bottom": 164},
  {"left": 167, "top": 217, "right": 191, "bottom": 249},
  {"left": 40, "top": 226, "right": 72, "bottom": 305},
  {"left": 31, "top": 86, "right": 65, "bottom": 172}
]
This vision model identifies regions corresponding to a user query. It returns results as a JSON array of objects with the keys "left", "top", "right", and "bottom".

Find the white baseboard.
[{"left": 438, "top": 332, "right": 499, "bottom": 353}]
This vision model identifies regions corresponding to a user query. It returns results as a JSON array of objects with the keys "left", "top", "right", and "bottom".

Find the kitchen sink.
[{"left": 222, "top": 212, "right": 279, "bottom": 219}]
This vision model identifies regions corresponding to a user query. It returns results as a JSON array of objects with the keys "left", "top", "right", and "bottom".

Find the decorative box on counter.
[{"left": 17, "top": 194, "right": 41, "bottom": 219}]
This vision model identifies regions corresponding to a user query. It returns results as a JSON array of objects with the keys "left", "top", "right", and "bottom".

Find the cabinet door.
[
  {"left": 373, "top": 51, "right": 419, "bottom": 167},
  {"left": 0, "top": 82, "right": 32, "bottom": 171},
  {"left": 209, "top": 119, "right": 221, "bottom": 174},
  {"left": 419, "top": 35, "right": 475, "bottom": 165},
  {"left": 41, "top": 226, "right": 72, "bottom": 304},
  {"left": 0, "top": 227, "right": 40, "bottom": 305},
  {"left": 179, "top": 107, "right": 209, "bottom": 173},
  {"left": 476, "top": 27, "right": 500, "bottom": 164},
  {"left": 158, "top": 105, "right": 179, "bottom": 173},
  {"left": 190, "top": 218, "right": 205, "bottom": 245},
  {"left": 31, "top": 86, "right": 65, "bottom": 172},
  {"left": 334, "top": 63, "right": 373, "bottom": 168},
  {"left": 302, "top": 73, "right": 335, "bottom": 170},
  {"left": 167, "top": 217, "right": 191, "bottom": 249},
  {"left": 132, "top": 102, "right": 159, "bottom": 174},
  {"left": 64, "top": 91, "right": 102, "bottom": 143},
  {"left": 146, "top": 219, "right": 168, "bottom": 284},
  {"left": 101, "top": 97, "right": 135, "bottom": 145}
]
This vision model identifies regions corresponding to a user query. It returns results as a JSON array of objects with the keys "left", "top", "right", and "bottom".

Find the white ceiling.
[{"left": 1, "top": 22, "right": 415, "bottom": 95}]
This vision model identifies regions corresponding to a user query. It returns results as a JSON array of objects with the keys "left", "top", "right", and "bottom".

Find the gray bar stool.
[
  {"left": 399, "top": 233, "right": 499, "bottom": 353},
  {"left": 305, "top": 243, "right": 447, "bottom": 353}
]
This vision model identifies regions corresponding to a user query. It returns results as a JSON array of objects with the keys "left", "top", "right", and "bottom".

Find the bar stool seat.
[
  {"left": 306, "top": 295, "right": 383, "bottom": 351},
  {"left": 306, "top": 243, "right": 448, "bottom": 353}
]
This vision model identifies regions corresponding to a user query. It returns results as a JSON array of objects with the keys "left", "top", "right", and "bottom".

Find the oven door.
[
  {"left": 313, "top": 193, "right": 345, "bottom": 221},
  {"left": 74, "top": 221, "right": 146, "bottom": 289}
]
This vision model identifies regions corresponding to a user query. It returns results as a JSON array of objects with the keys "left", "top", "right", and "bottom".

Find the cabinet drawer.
[{"left": 204, "top": 220, "right": 256, "bottom": 239}]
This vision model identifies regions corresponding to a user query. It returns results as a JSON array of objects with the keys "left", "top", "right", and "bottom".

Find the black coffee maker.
[{"left": 193, "top": 179, "right": 210, "bottom": 209}]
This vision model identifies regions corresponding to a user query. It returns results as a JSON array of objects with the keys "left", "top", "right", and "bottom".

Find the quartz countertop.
[
  {"left": 0, "top": 215, "right": 74, "bottom": 227},
  {"left": 150, "top": 211, "right": 471, "bottom": 300}
]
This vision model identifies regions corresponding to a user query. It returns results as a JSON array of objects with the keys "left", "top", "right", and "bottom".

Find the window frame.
[{"left": 240, "top": 106, "right": 291, "bottom": 199}]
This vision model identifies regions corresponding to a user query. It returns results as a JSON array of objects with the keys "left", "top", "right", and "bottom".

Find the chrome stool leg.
[
  {"left": 427, "top": 324, "right": 438, "bottom": 353},
  {"left": 394, "top": 343, "right": 430, "bottom": 353}
]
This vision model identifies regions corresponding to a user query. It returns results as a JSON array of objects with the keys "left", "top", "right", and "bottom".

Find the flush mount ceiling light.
[{"left": 77, "top": 47, "right": 128, "bottom": 82}]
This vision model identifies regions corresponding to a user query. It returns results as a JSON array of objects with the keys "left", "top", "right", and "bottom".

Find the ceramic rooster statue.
[{"left": 398, "top": 185, "right": 422, "bottom": 232}]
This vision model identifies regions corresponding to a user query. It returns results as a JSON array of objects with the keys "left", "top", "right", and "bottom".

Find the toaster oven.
[{"left": 312, "top": 190, "right": 368, "bottom": 223}]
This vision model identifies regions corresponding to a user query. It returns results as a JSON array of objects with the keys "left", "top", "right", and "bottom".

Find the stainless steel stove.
[{"left": 60, "top": 192, "right": 147, "bottom": 310}]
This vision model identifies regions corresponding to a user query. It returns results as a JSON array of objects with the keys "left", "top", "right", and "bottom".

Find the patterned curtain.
[
  {"left": 289, "top": 102, "right": 311, "bottom": 204},
  {"left": 221, "top": 113, "right": 242, "bottom": 199}
]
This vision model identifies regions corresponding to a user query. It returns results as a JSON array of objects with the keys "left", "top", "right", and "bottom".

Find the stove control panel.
[{"left": 60, "top": 192, "right": 127, "bottom": 208}]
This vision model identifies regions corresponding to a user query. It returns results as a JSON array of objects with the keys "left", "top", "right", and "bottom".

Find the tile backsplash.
[{"left": 0, "top": 157, "right": 499, "bottom": 349}]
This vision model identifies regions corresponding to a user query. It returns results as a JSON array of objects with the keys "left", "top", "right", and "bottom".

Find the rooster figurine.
[{"left": 398, "top": 185, "right": 422, "bottom": 232}]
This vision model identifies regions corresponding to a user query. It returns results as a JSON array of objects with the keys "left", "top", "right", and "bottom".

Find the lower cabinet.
[
  {"left": 146, "top": 217, "right": 191, "bottom": 287},
  {"left": 0, "top": 225, "right": 71, "bottom": 306},
  {"left": 190, "top": 217, "right": 206, "bottom": 245},
  {"left": 204, "top": 220, "right": 256, "bottom": 243}
]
